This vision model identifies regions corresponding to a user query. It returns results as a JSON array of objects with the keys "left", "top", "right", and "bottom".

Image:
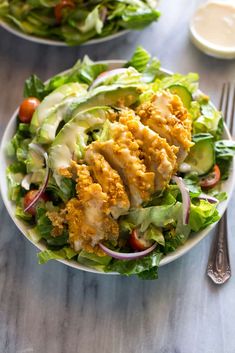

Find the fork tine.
[
  {"left": 221, "top": 82, "right": 235, "bottom": 135},
  {"left": 224, "top": 82, "right": 230, "bottom": 125},
  {"left": 219, "top": 82, "right": 226, "bottom": 111},
  {"left": 230, "top": 82, "right": 235, "bottom": 135}
]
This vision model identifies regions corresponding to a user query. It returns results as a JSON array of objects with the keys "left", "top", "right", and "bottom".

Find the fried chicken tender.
[
  {"left": 65, "top": 164, "right": 119, "bottom": 253},
  {"left": 91, "top": 122, "right": 155, "bottom": 207},
  {"left": 119, "top": 109, "right": 178, "bottom": 190},
  {"left": 85, "top": 145, "right": 130, "bottom": 219},
  {"left": 136, "top": 90, "right": 193, "bottom": 164}
]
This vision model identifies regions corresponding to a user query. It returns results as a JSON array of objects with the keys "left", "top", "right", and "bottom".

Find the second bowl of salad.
[{"left": 0, "top": 0, "right": 160, "bottom": 45}]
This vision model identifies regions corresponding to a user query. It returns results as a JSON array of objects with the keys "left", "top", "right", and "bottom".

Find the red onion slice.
[
  {"left": 197, "top": 193, "right": 218, "bottom": 204},
  {"left": 99, "top": 242, "right": 157, "bottom": 260},
  {"left": 89, "top": 68, "right": 128, "bottom": 90},
  {"left": 24, "top": 143, "right": 50, "bottom": 213},
  {"left": 172, "top": 175, "right": 190, "bottom": 225}
]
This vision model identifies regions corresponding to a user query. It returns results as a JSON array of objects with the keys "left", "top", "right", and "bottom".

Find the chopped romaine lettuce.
[
  {"left": 38, "top": 247, "right": 77, "bottom": 264},
  {"left": 0, "top": 1, "right": 160, "bottom": 45},
  {"left": 153, "top": 72, "right": 199, "bottom": 94},
  {"left": 193, "top": 102, "right": 223, "bottom": 139},
  {"left": 5, "top": 47, "right": 235, "bottom": 279},
  {"left": 189, "top": 200, "right": 220, "bottom": 232},
  {"left": 24, "top": 74, "right": 46, "bottom": 100},
  {"left": 107, "top": 250, "right": 163, "bottom": 279}
]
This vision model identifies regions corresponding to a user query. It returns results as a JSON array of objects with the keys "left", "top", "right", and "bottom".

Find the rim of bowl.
[
  {"left": 0, "top": 21, "right": 129, "bottom": 47},
  {"left": 0, "top": 60, "right": 234, "bottom": 275}
]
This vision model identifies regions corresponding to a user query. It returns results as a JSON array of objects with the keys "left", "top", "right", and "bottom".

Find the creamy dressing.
[
  {"left": 191, "top": 1, "right": 235, "bottom": 49},
  {"left": 153, "top": 92, "right": 171, "bottom": 118}
]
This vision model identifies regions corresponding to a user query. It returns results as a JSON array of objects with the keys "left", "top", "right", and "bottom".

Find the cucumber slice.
[
  {"left": 184, "top": 133, "right": 215, "bottom": 176},
  {"left": 168, "top": 84, "right": 192, "bottom": 109}
]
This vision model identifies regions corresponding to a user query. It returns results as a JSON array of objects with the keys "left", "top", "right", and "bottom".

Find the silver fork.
[{"left": 207, "top": 82, "right": 235, "bottom": 284}]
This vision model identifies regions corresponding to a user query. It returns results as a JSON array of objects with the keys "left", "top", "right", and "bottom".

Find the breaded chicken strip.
[
  {"left": 92, "top": 123, "right": 155, "bottom": 207},
  {"left": 119, "top": 109, "right": 178, "bottom": 190},
  {"left": 65, "top": 163, "right": 119, "bottom": 253},
  {"left": 85, "top": 145, "right": 130, "bottom": 219},
  {"left": 136, "top": 90, "right": 193, "bottom": 164}
]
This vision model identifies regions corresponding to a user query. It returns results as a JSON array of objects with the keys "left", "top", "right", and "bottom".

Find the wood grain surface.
[{"left": 1, "top": 0, "right": 235, "bottom": 352}]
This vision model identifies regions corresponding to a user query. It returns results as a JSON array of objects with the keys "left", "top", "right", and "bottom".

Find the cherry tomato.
[
  {"left": 54, "top": 0, "right": 75, "bottom": 23},
  {"left": 18, "top": 97, "right": 40, "bottom": 123},
  {"left": 129, "top": 229, "right": 154, "bottom": 251},
  {"left": 199, "top": 164, "right": 221, "bottom": 189},
  {"left": 23, "top": 190, "right": 49, "bottom": 216}
]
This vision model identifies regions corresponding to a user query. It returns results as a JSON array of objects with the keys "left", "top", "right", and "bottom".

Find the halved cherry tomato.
[
  {"left": 129, "top": 229, "right": 154, "bottom": 251},
  {"left": 23, "top": 190, "right": 49, "bottom": 216},
  {"left": 54, "top": 0, "right": 75, "bottom": 23},
  {"left": 19, "top": 97, "right": 40, "bottom": 123},
  {"left": 199, "top": 164, "right": 221, "bottom": 189}
]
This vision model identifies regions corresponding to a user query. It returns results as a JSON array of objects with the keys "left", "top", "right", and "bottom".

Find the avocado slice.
[
  {"left": 49, "top": 106, "right": 114, "bottom": 179},
  {"left": 37, "top": 93, "right": 85, "bottom": 144},
  {"left": 64, "top": 84, "right": 142, "bottom": 123},
  {"left": 36, "top": 84, "right": 141, "bottom": 144},
  {"left": 30, "top": 82, "right": 88, "bottom": 134}
]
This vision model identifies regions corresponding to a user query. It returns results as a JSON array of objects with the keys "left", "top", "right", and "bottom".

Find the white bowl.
[
  {"left": 0, "top": 20, "right": 129, "bottom": 46},
  {"left": 0, "top": 61, "right": 234, "bottom": 275},
  {"left": 189, "top": 1, "right": 235, "bottom": 59},
  {"left": 190, "top": 25, "right": 235, "bottom": 60}
]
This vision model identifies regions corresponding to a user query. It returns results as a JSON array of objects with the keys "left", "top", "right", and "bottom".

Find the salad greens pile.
[
  {"left": 6, "top": 47, "right": 235, "bottom": 279},
  {"left": 0, "top": 0, "right": 160, "bottom": 45}
]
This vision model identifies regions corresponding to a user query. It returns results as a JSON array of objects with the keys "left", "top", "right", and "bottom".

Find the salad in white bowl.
[
  {"left": 0, "top": 0, "right": 160, "bottom": 45},
  {"left": 2, "top": 47, "right": 235, "bottom": 279}
]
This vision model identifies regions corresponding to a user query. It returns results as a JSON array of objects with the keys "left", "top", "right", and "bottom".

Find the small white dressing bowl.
[{"left": 190, "top": 1, "right": 235, "bottom": 59}]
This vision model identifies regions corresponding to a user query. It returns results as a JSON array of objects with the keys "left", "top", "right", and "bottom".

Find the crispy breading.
[
  {"left": 46, "top": 209, "right": 67, "bottom": 237},
  {"left": 136, "top": 90, "right": 193, "bottom": 164},
  {"left": 85, "top": 145, "right": 130, "bottom": 219},
  {"left": 58, "top": 167, "right": 73, "bottom": 179},
  {"left": 119, "top": 109, "right": 178, "bottom": 190},
  {"left": 91, "top": 122, "right": 155, "bottom": 207},
  {"left": 65, "top": 164, "right": 119, "bottom": 253},
  {"left": 66, "top": 198, "right": 119, "bottom": 255}
]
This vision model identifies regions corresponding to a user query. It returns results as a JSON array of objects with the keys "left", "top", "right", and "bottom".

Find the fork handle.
[{"left": 207, "top": 211, "right": 231, "bottom": 284}]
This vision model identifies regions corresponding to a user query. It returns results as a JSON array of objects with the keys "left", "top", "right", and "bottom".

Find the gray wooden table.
[{"left": 1, "top": 0, "right": 235, "bottom": 352}]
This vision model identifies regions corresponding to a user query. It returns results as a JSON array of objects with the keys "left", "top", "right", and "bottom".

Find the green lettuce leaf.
[
  {"left": 35, "top": 205, "right": 68, "bottom": 247},
  {"left": 146, "top": 225, "right": 165, "bottom": 246},
  {"left": 189, "top": 200, "right": 220, "bottom": 232},
  {"left": 45, "top": 56, "right": 107, "bottom": 91},
  {"left": 93, "top": 67, "right": 142, "bottom": 87},
  {"left": 107, "top": 250, "right": 163, "bottom": 279},
  {"left": 126, "top": 46, "right": 151, "bottom": 72},
  {"left": 77, "top": 6, "right": 103, "bottom": 34},
  {"left": 154, "top": 72, "right": 199, "bottom": 94},
  {"left": 6, "top": 164, "right": 25, "bottom": 202},
  {"left": 127, "top": 202, "right": 181, "bottom": 232},
  {"left": 215, "top": 140, "right": 235, "bottom": 180},
  {"left": 193, "top": 103, "right": 223, "bottom": 139},
  {"left": 0, "top": 0, "right": 8, "bottom": 16},
  {"left": 24, "top": 74, "right": 46, "bottom": 100},
  {"left": 47, "top": 176, "right": 76, "bottom": 203},
  {"left": 126, "top": 46, "right": 161, "bottom": 82},
  {"left": 119, "top": 0, "right": 160, "bottom": 30},
  {"left": 38, "top": 247, "right": 77, "bottom": 264},
  {"left": 77, "top": 250, "right": 112, "bottom": 271},
  {"left": 215, "top": 140, "right": 235, "bottom": 159}
]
